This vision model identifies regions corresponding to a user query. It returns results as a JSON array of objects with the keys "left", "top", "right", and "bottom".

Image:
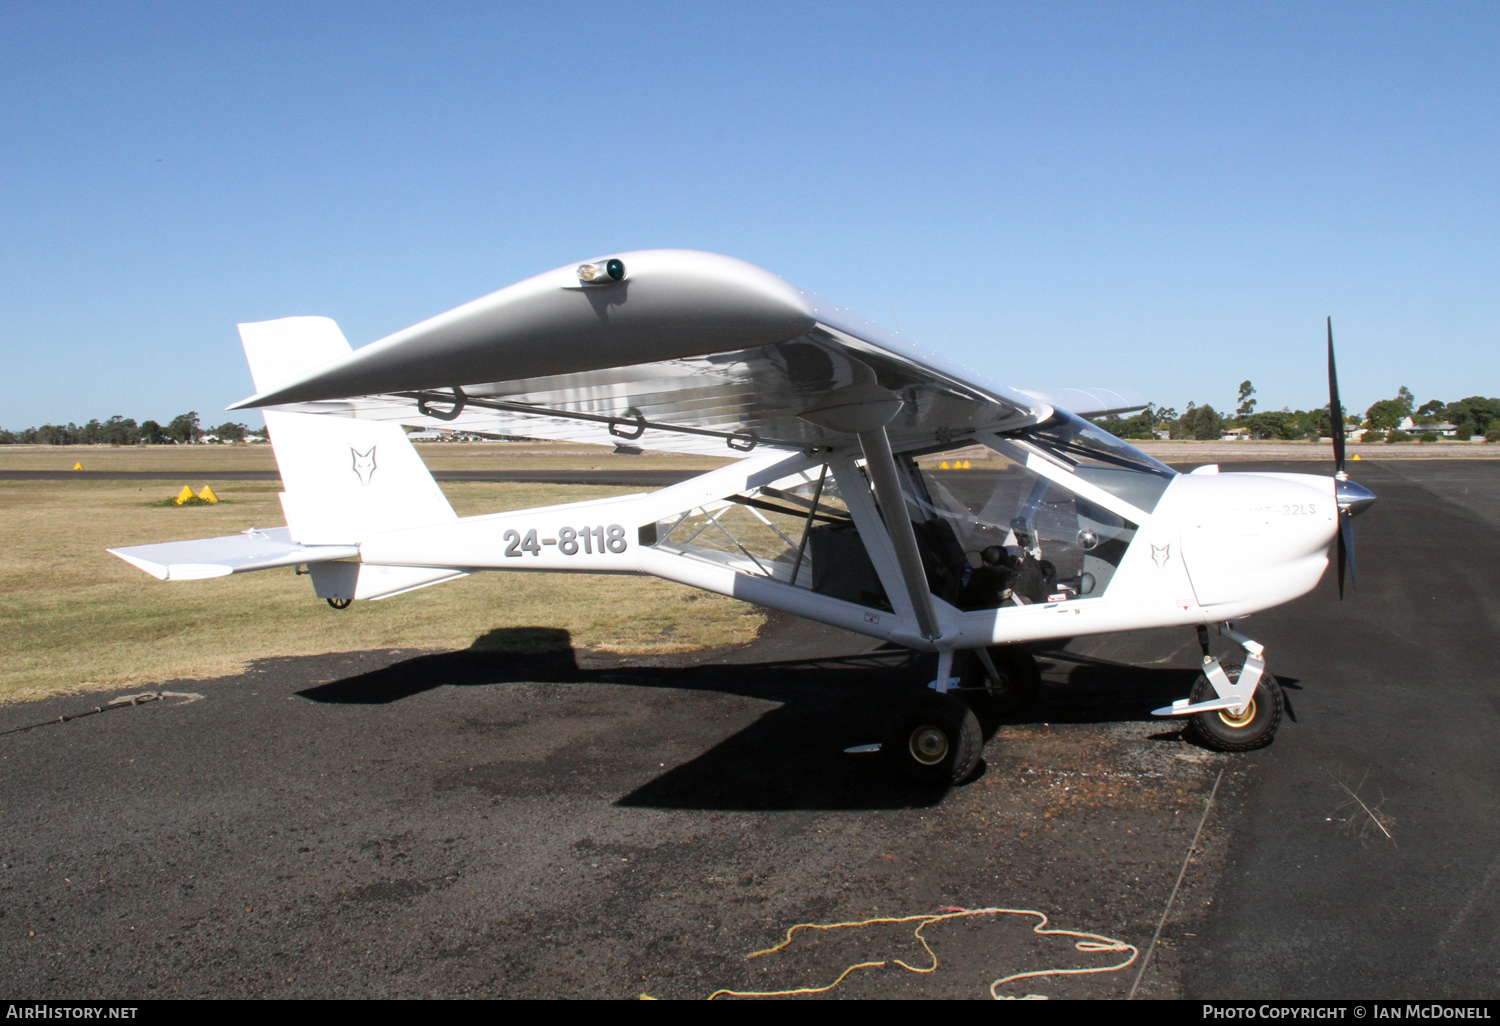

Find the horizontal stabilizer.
[
  {"left": 109, "top": 527, "right": 358, "bottom": 581},
  {"left": 308, "top": 561, "right": 468, "bottom": 601}
]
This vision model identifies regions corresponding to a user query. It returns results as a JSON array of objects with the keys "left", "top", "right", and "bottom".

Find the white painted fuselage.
[{"left": 351, "top": 453, "right": 1338, "bottom": 654}]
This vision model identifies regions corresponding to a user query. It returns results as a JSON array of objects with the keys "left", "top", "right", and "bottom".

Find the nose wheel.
[
  {"left": 1185, "top": 665, "right": 1284, "bottom": 751},
  {"left": 1152, "top": 622, "right": 1284, "bottom": 751}
]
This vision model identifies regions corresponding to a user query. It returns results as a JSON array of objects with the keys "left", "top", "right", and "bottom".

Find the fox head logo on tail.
[{"left": 351, "top": 446, "right": 377, "bottom": 486}]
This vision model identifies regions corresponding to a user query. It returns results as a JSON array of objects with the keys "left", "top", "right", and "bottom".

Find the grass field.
[
  {"left": 5, "top": 435, "right": 1494, "bottom": 478},
  {"left": 0, "top": 473, "right": 764, "bottom": 705},
  {"left": 6, "top": 432, "right": 1492, "bottom": 706}
]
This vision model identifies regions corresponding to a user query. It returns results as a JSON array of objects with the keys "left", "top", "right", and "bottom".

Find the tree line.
[
  {"left": 1097, "top": 381, "right": 1500, "bottom": 443},
  {"left": 6, "top": 387, "right": 1499, "bottom": 446},
  {"left": 0, "top": 412, "right": 264, "bottom": 445}
]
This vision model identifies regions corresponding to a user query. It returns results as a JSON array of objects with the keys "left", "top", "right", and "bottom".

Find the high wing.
[
  {"left": 230, "top": 250, "right": 1143, "bottom": 453},
  {"left": 1016, "top": 387, "right": 1150, "bottom": 421}
]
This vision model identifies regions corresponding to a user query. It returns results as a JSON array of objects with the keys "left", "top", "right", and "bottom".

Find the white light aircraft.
[{"left": 110, "top": 251, "right": 1376, "bottom": 784}]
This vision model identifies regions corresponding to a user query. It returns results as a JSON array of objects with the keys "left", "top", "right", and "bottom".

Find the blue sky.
[{"left": 2, "top": 2, "right": 1496, "bottom": 429}]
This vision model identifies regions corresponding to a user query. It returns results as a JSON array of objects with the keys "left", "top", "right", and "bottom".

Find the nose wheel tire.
[
  {"left": 1186, "top": 666, "right": 1283, "bottom": 752},
  {"left": 957, "top": 644, "right": 1041, "bottom": 720},
  {"left": 882, "top": 692, "right": 984, "bottom": 785}
]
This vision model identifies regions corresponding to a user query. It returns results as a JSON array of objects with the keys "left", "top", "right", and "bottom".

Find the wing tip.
[{"left": 107, "top": 548, "right": 170, "bottom": 580}]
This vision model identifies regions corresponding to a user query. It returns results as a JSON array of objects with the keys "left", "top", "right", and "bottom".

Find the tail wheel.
[
  {"left": 1186, "top": 667, "right": 1283, "bottom": 752},
  {"left": 327, "top": 597, "right": 352, "bottom": 610},
  {"left": 882, "top": 692, "right": 984, "bottom": 785},
  {"left": 957, "top": 644, "right": 1041, "bottom": 719}
]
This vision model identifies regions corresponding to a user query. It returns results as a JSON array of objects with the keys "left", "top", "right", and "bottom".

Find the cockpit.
[
  {"left": 899, "top": 412, "right": 1176, "bottom": 609},
  {"left": 643, "top": 410, "right": 1178, "bottom": 617}
]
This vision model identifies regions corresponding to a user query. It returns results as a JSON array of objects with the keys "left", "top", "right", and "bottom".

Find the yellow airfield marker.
[
  {"left": 197, "top": 486, "right": 218, "bottom": 503},
  {"left": 1353, "top": 454, "right": 1362, "bottom": 461},
  {"left": 72, "top": 462, "right": 83, "bottom": 470},
  {"left": 173, "top": 485, "right": 195, "bottom": 505},
  {"left": 939, "top": 461, "right": 950, "bottom": 469}
]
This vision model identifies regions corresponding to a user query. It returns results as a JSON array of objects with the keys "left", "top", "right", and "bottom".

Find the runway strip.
[
  {"left": 0, "top": 468, "right": 704, "bottom": 486},
  {"left": 7, "top": 457, "right": 1496, "bottom": 487}
]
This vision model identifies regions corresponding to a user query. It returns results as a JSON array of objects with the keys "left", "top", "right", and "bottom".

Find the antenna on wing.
[{"left": 1327, "top": 317, "right": 1376, "bottom": 598}]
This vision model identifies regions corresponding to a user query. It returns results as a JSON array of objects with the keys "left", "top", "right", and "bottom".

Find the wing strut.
[{"left": 858, "top": 426, "right": 942, "bottom": 641}]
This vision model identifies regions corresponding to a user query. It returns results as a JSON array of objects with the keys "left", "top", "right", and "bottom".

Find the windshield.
[{"left": 1006, "top": 411, "right": 1176, "bottom": 512}]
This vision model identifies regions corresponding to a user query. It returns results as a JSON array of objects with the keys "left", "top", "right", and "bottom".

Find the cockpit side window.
[
  {"left": 908, "top": 444, "right": 1138, "bottom": 609},
  {"left": 1006, "top": 411, "right": 1176, "bottom": 513}
]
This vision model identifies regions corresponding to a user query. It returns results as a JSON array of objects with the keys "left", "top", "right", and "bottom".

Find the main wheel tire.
[
  {"left": 882, "top": 692, "right": 984, "bottom": 785},
  {"left": 957, "top": 644, "right": 1041, "bottom": 719},
  {"left": 1185, "top": 666, "right": 1283, "bottom": 752}
]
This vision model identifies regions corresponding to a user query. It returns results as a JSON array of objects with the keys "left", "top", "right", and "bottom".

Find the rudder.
[{"left": 238, "top": 317, "right": 456, "bottom": 546}]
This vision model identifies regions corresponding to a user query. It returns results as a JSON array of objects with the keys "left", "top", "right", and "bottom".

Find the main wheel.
[
  {"left": 957, "top": 644, "right": 1041, "bottom": 719},
  {"left": 1185, "top": 666, "right": 1283, "bottom": 752},
  {"left": 882, "top": 692, "right": 984, "bottom": 785}
]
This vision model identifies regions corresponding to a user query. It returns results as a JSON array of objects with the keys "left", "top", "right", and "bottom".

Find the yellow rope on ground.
[
  {"left": 705, "top": 906, "right": 1138, "bottom": 1000},
  {"left": 983, "top": 909, "right": 1139, "bottom": 999}
]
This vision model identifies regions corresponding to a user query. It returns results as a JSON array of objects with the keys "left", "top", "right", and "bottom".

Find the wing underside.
[{"left": 271, "top": 325, "right": 1043, "bottom": 456}]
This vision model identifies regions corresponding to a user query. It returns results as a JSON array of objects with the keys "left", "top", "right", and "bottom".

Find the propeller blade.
[
  {"left": 1340, "top": 506, "right": 1357, "bottom": 591},
  {"left": 1336, "top": 508, "right": 1347, "bottom": 598},
  {"left": 1328, "top": 317, "right": 1345, "bottom": 475}
]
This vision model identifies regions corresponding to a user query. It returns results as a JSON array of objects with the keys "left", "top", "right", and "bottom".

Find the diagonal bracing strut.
[{"left": 857, "top": 425, "right": 942, "bottom": 642}]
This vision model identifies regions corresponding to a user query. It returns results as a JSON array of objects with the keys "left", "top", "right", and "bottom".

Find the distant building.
[
  {"left": 1398, "top": 417, "right": 1465, "bottom": 437},
  {"left": 407, "top": 428, "right": 493, "bottom": 442}
]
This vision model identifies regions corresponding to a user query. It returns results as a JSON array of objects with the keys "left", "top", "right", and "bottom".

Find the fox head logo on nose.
[
  {"left": 1152, "top": 543, "right": 1170, "bottom": 568},
  {"left": 351, "top": 446, "right": 376, "bottom": 486}
]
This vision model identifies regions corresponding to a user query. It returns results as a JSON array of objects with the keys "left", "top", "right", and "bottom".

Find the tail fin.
[{"left": 239, "top": 317, "right": 456, "bottom": 546}]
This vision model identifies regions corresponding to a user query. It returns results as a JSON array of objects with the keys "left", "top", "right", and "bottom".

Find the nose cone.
[{"left": 1336, "top": 478, "right": 1377, "bottom": 518}]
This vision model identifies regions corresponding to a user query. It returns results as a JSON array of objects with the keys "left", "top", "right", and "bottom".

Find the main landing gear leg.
[
  {"left": 1151, "top": 622, "right": 1284, "bottom": 751},
  {"left": 873, "top": 649, "right": 984, "bottom": 786}
]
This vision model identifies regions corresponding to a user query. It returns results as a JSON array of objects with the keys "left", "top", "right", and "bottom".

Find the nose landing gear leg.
[{"left": 1151, "top": 623, "right": 1284, "bottom": 751}]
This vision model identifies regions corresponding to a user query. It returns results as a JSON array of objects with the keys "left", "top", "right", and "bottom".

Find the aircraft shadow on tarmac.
[{"left": 293, "top": 627, "right": 1276, "bottom": 812}]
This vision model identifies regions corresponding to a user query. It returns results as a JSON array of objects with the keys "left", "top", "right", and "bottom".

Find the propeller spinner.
[{"left": 1327, "top": 317, "right": 1377, "bottom": 597}]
